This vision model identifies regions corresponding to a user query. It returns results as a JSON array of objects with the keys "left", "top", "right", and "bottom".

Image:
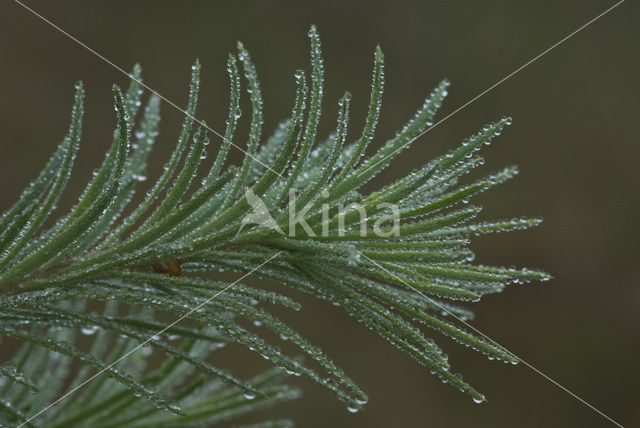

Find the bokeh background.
[{"left": 1, "top": 1, "right": 638, "bottom": 427}]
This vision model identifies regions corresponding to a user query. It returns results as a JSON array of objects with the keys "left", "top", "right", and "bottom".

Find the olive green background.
[{"left": 1, "top": 1, "right": 638, "bottom": 427}]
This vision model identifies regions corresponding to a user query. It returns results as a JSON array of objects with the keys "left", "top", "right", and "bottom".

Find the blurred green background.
[{"left": 1, "top": 1, "right": 638, "bottom": 427}]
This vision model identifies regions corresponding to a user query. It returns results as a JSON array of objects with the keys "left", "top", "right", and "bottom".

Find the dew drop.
[
  {"left": 81, "top": 326, "right": 98, "bottom": 335},
  {"left": 473, "top": 395, "right": 485, "bottom": 404},
  {"left": 168, "top": 403, "right": 182, "bottom": 413}
]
